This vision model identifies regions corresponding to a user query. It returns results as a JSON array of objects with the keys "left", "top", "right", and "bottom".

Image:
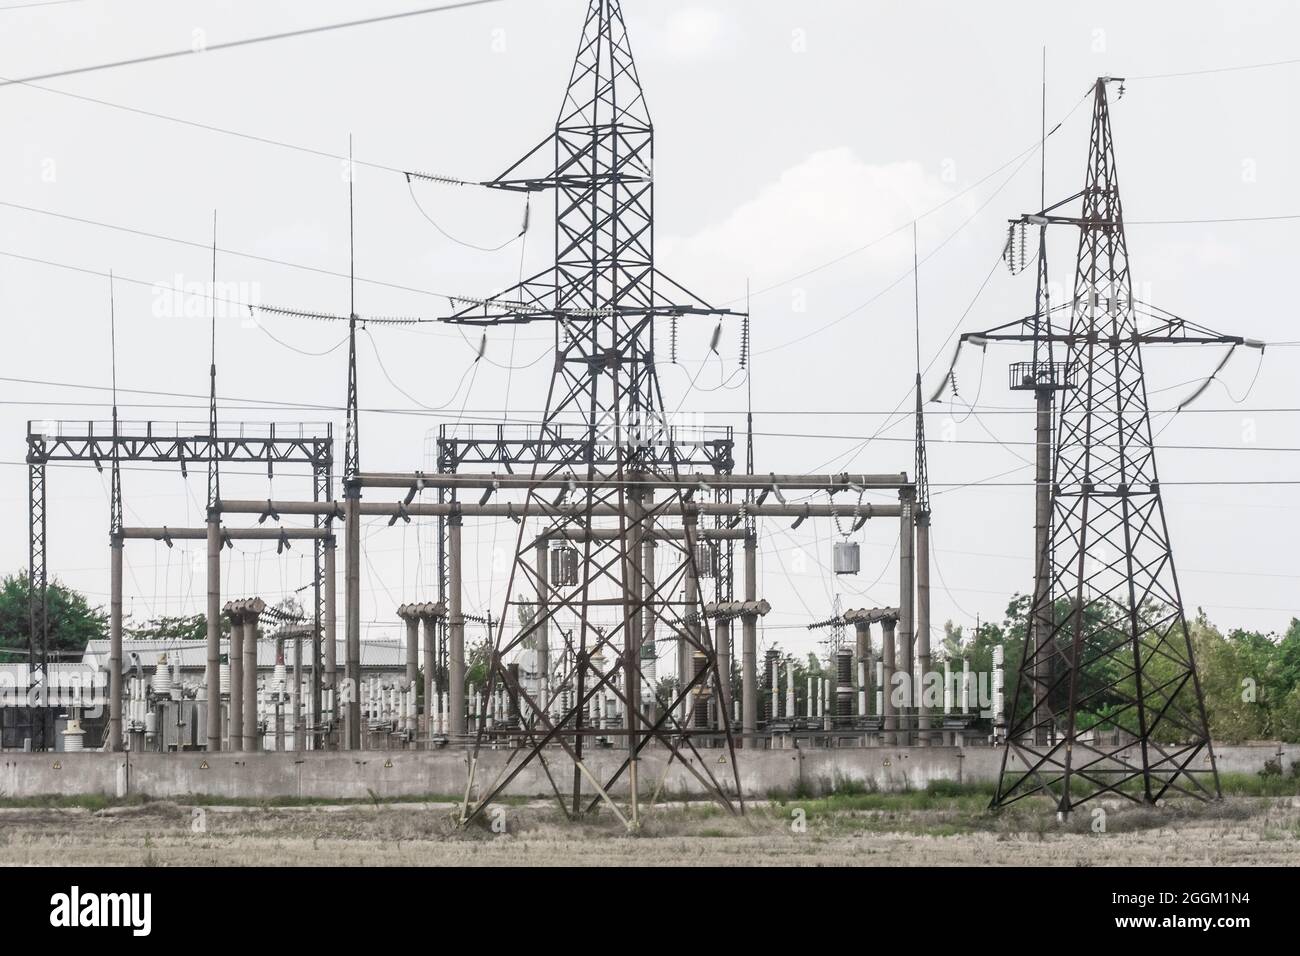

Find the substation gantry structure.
[
  {"left": 223, "top": 0, "right": 917, "bottom": 831},
  {"left": 25, "top": 419, "right": 333, "bottom": 752},
  {"left": 948, "top": 77, "right": 1260, "bottom": 814},
  {"left": 27, "top": 3, "right": 930, "bottom": 815}
]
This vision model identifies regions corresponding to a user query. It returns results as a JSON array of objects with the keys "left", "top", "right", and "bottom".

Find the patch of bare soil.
[{"left": 0, "top": 797, "right": 1296, "bottom": 866}]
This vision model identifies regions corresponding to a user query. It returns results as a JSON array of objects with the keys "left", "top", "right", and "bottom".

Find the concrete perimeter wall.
[{"left": 1, "top": 743, "right": 1294, "bottom": 802}]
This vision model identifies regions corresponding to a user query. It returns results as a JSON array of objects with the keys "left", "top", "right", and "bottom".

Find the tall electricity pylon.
[
  {"left": 969, "top": 78, "right": 1249, "bottom": 813},
  {"left": 441, "top": 0, "right": 744, "bottom": 828}
]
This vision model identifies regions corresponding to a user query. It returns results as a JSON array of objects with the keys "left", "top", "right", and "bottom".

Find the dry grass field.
[{"left": 1, "top": 784, "right": 1298, "bottom": 866}]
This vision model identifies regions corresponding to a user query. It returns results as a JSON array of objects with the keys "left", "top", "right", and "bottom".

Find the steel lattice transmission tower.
[
  {"left": 442, "top": 0, "right": 744, "bottom": 827},
  {"left": 988, "top": 78, "right": 1243, "bottom": 813}
]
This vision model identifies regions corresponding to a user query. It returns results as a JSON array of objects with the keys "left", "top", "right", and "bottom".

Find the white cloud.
[{"left": 661, "top": 147, "right": 974, "bottom": 294}]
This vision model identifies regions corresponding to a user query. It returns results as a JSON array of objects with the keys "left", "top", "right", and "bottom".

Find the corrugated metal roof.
[
  {"left": 82, "top": 637, "right": 407, "bottom": 669},
  {"left": 2, "top": 637, "right": 406, "bottom": 708}
]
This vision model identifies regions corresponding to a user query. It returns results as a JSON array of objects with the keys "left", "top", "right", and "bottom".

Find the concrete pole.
[
  {"left": 421, "top": 615, "right": 436, "bottom": 741},
  {"left": 625, "top": 494, "right": 642, "bottom": 820},
  {"left": 897, "top": 487, "right": 916, "bottom": 745},
  {"left": 642, "top": 531, "right": 656, "bottom": 723},
  {"left": 535, "top": 539, "right": 549, "bottom": 713},
  {"left": 293, "top": 628, "right": 303, "bottom": 749},
  {"left": 714, "top": 618, "right": 731, "bottom": 725},
  {"left": 205, "top": 515, "right": 222, "bottom": 751},
  {"left": 915, "top": 509, "right": 932, "bottom": 746},
  {"left": 741, "top": 533, "right": 757, "bottom": 744},
  {"left": 323, "top": 534, "right": 337, "bottom": 746},
  {"left": 324, "top": 533, "right": 337, "bottom": 689},
  {"left": 228, "top": 609, "right": 243, "bottom": 751},
  {"left": 400, "top": 613, "right": 416, "bottom": 738},
  {"left": 448, "top": 511, "right": 465, "bottom": 737},
  {"left": 626, "top": 491, "right": 642, "bottom": 765},
  {"left": 881, "top": 616, "right": 897, "bottom": 745},
  {"left": 403, "top": 615, "right": 419, "bottom": 732},
  {"left": 1032, "top": 385, "right": 1053, "bottom": 745},
  {"left": 344, "top": 492, "right": 362, "bottom": 750},
  {"left": 681, "top": 534, "right": 698, "bottom": 726},
  {"left": 855, "top": 621, "right": 870, "bottom": 716},
  {"left": 108, "top": 535, "right": 123, "bottom": 752},
  {"left": 242, "top": 612, "right": 259, "bottom": 752}
]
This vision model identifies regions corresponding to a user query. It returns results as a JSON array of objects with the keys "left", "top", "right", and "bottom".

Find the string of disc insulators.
[{"left": 1003, "top": 220, "right": 1033, "bottom": 275}]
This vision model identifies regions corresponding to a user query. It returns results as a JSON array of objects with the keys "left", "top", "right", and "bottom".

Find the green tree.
[
  {"left": 127, "top": 612, "right": 229, "bottom": 641},
  {"left": 0, "top": 571, "right": 106, "bottom": 663}
]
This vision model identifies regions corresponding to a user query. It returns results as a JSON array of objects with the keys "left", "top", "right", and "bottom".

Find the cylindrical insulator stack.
[
  {"left": 992, "top": 645, "right": 1006, "bottom": 737},
  {"left": 836, "top": 648, "right": 854, "bottom": 721},
  {"left": 693, "top": 696, "right": 709, "bottom": 730},
  {"left": 506, "top": 663, "right": 521, "bottom": 723},
  {"left": 784, "top": 660, "right": 795, "bottom": 720},
  {"left": 152, "top": 653, "right": 172, "bottom": 699},
  {"left": 761, "top": 649, "right": 777, "bottom": 723},
  {"left": 692, "top": 651, "right": 710, "bottom": 728}
]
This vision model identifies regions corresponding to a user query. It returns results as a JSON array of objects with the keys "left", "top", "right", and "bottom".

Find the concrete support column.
[
  {"left": 292, "top": 628, "right": 303, "bottom": 749},
  {"left": 205, "top": 515, "right": 222, "bottom": 750},
  {"left": 715, "top": 618, "right": 731, "bottom": 723},
  {"left": 400, "top": 614, "right": 417, "bottom": 734},
  {"left": 897, "top": 487, "right": 916, "bottom": 745},
  {"left": 242, "top": 612, "right": 259, "bottom": 752},
  {"left": 228, "top": 609, "right": 243, "bottom": 751},
  {"left": 323, "top": 534, "right": 337, "bottom": 745},
  {"left": 681, "top": 513, "right": 699, "bottom": 725},
  {"left": 344, "top": 491, "right": 361, "bottom": 750},
  {"left": 741, "top": 533, "right": 757, "bottom": 744},
  {"left": 642, "top": 531, "right": 656, "bottom": 723},
  {"left": 324, "top": 534, "right": 337, "bottom": 688},
  {"left": 854, "top": 621, "right": 870, "bottom": 716},
  {"left": 625, "top": 491, "right": 643, "bottom": 764},
  {"left": 421, "top": 615, "right": 436, "bottom": 740},
  {"left": 535, "top": 539, "right": 549, "bottom": 713},
  {"left": 1032, "top": 386, "right": 1053, "bottom": 745},
  {"left": 881, "top": 616, "right": 897, "bottom": 745},
  {"left": 448, "top": 510, "right": 465, "bottom": 737},
  {"left": 109, "top": 534, "right": 124, "bottom": 752},
  {"left": 915, "top": 509, "right": 932, "bottom": 746},
  {"left": 403, "top": 614, "right": 418, "bottom": 722}
]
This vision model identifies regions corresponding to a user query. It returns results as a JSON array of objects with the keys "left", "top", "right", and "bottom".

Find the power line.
[
  {"left": 0, "top": 0, "right": 507, "bottom": 88},
  {"left": 1129, "top": 213, "right": 1300, "bottom": 225},
  {"left": 10, "top": 373, "right": 1300, "bottom": 420},
  {"left": 756, "top": 124, "right": 1059, "bottom": 358},
  {"left": 0, "top": 198, "right": 461, "bottom": 302},
  {"left": 929, "top": 478, "right": 1300, "bottom": 489},
  {"left": 0, "top": 0, "right": 88, "bottom": 9},
  {"left": 732, "top": 87, "right": 1095, "bottom": 316},
  {"left": 0, "top": 247, "right": 479, "bottom": 333},
  {"left": 3, "top": 74, "right": 420, "bottom": 176},
  {"left": 1129, "top": 54, "right": 1300, "bottom": 81}
]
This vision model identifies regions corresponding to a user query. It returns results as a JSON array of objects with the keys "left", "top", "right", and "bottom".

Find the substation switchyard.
[{"left": 10, "top": 1, "right": 1256, "bottom": 828}]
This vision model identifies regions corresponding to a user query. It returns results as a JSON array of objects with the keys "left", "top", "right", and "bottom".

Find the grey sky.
[{"left": 2, "top": 0, "right": 1298, "bottom": 662}]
